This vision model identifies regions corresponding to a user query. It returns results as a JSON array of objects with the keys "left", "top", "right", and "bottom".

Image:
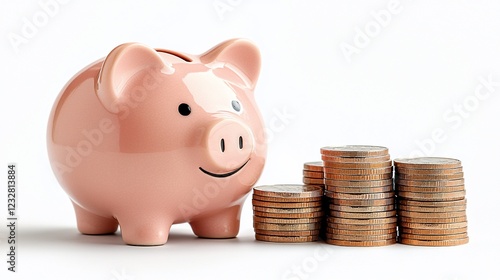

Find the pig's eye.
[
  {"left": 178, "top": 103, "right": 191, "bottom": 116},
  {"left": 231, "top": 100, "right": 241, "bottom": 112}
]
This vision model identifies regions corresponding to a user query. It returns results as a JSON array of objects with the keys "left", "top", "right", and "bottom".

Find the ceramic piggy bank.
[{"left": 47, "top": 39, "right": 266, "bottom": 245}]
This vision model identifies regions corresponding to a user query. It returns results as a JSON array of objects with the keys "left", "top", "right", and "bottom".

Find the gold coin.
[
  {"left": 321, "top": 155, "right": 391, "bottom": 163},
  {"left": 331, "top": 210, "right": 396, "bottom": 219},
  {"left": 253, "top": 184, "right": 323, "bottom": 198},
  {"left": 398, "top": 199, "right": 466, "bottom": 207},
  {"left": 398, "top": 216, "right": 467, "bottom": 224},
  {"left": 396, "top": 179, "right": 465, "bottom": 187},
  {"left": 399, "top": 226, "right": 467, "bottom": 235},
  {"left": 396, "top": 173, "right": 464, "bottom": 181},
  {"left": 252, "top": 200, "right": 322, "bottom": 209},
  {"left": 397, "top": 190, "right": 466, "bottom": 201},
  {"left": 326, "top": 185, "right": 393, "bottom": 194},
  {"left": 253, "top": 222, "right": 321, "bottom": 231},
  {"left": 396, "top": 185, "right": 465, "bottom": 193},
  {"left": 327, "top": 216, "right": 397, "bottom": 225},
  {"left": 253, "top": 210, "right": 324, "bottom": 219},
  {"left": 325, "top": 238, "right": 396, "bottom": 247},
  {"left": 325, "top": 178, "right": 393, "bottom": 187},
  {"left": 253, "top": 206, "right": 322, "bottom": 214},
  {"left": 323, "top": 161, "right": 392, "bottom": 169},
  {"left": 254, "top": 229, "right": 320, "bottom": 236},
  {"left": 328, "top": 222, "right": 397, "bottom": 231},
  {"left": 394, "top": 157, "right": 462, "bottom": 169},
  {"left": 330, "top": 204, "right": 395, "bottom": 213},
  {"left": 324, "top": 166, "right": 392, "bottom": 175},
  {"left": 303, "top": 178, "right": 325, "bottom": 185},
  {"left": 326, "top": 232, "right": 397, "bottom": 241},
  {"left": 252, "top": 194, "right": 322, "bottom": 203},
  {"left": 253, "top": 216, "right": 322, "bottom": 224},
  {"left": 398, "top": 210, "right": 466, "bottom": 218},
  {"left": 399, "top": 221, "right": 468, "bottom": 229},
  {"left": 303, "top": 161, "right": 324, "bottom": 172},
  {"left": 329, "top": 197, "right": 395, "bottom": 206},
  {"left": 399, "top": 232, "right": 468, "bottom": 241},
  {"left": 398, "top": 204, "right": 467, "bottom": 212},
  {"left": 255, "top": 234, "right": 319, "bottom": 242},
  {"left": 325, "top": 173, "right": 392, "bottom": 181},
  {"left": 399, "top": 237, "right": 469, "bottom": 246},
  {"left": 326, "top": 228, "right": 397, "bottom": 235},
  {"left": 396, "top": 167, "right": 463, "bottom": 175},
  {"left": 327, "top": 191, "right": 394, "bottom": 200},
  {"left": 303, "top": 170, "right": 324, "bottom": 178},
  {"left": 320, "top": 145, "right": 389, "bottom": 157}
]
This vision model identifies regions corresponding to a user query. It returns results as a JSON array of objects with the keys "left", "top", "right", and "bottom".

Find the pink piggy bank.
[{"left": 47, "top": 39, "right": 266, "bottom": 245}]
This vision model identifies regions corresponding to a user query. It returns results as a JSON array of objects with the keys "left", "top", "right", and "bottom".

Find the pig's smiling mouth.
[{"left": 199, "top": 159, "right": 250, "bottom": 178}]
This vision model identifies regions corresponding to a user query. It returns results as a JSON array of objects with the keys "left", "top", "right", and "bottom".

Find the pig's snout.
[{"left": 203, "top": 119, "right": 254, "bottom": 173}]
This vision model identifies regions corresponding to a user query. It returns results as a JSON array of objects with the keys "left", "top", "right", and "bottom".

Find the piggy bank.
[{"left": 47, "top": 39, "right": 266, "bottom": 245}]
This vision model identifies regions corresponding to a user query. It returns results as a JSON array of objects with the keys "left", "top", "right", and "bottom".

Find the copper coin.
[
  {"left": 330, "top": 197, "right": 395, "bottom": 206},
  {"left": 331, "top": 210, "right": 396, "bottom": 219},
  {"left": 325, "top": 178, "right": 393, "bottom": 187},
  {"left": 398, "top": 210, "right": 467, "bottom": 218},
  {"left": 325, "top": 238, "right": 396, "bottom": 247},
  {"left": 255, "top": 234, "right": 319, "bottom": 243},
  {"left": 396, "top": 167, "right": 463, "bottom": 175},
  {"left": 330, "top": 204, "right": 395, "bottom": 213},
  {"left": 399, "top": 232, "right": 468, "bottom": 241},
  {"left": 326, "top": 185, "right": 393, "bottom": 194},
  {"left": 253, "top": 216, "right": 322, "bottom": 224},
  {"left": 303, "top": 170, "right": 324, "bottom": 178},
  {"left": 252, "top": 194, "right": 322, "bottom": 203},
  {"left": 252, "top": 200, "right": 322, "bottom": 209},
  {"left": 327, "top": 191, "right": 394, "bottom": 200},
  {"left": 303, "top": 161, "right": 324, "bottom": 172},
  {"left": 398, "top": 199, "right": 466, "bottom": 207},
  {"left": 398, "top": 204, "right": 467, "bottom": 212},
  {"left": 325, "top": 173, "right": 393, "bottom": 181},
  {"left": 320, "top": 145, "right": 389, "bottom": 157},
  {"left": 326, "top": 232, "right": 397, "bottom": 241},
  {"left": 253, "top": 206, "right": 322, "bottom": 214},
  {"left": 254, "top": 229, "right": 320, "bottom": 236},
  {"left": 326, "top": 228, "right": 397, "bottom": 235},
  {"left": 399, "top": 221, "right": 468, "bottom": 229},
  {"left": 399, "top": 237, "right": 468, "bottom": 246},
  {"left": 394, "top": 157, "right": 462, "bottom": 169},
  {"left": 398, "top": 216, "right": 467, "bottom": 224},
  {"left": 324, "top": 166, "right": 392, "bottom": 175},
  {"left": 321, "top": 155, "right": 391, "bottom": 163},
  {"left": 253, "top": 210, "right": 324, "bottom": 219},
  {"left": 323, "top": 161, "right": 392, "bottom": 169},
  {"left": 253, "top": 184, "right": 323, "bottom": 198},
  {"left": 397, "top": 173, "right": 464, "bottom": 181},
  {"left": 327, "top": 216, "right": 397, "bottom": 225},
  {"left": 253, "top": 222, "right": 321, "bottom": 231},
  {"left": 396, "top": 185, "right": 465, "bottom": 193},
  {"left": 328, "top": 222, "right": 397, "bottom": 231},
  {"left": 399, "top": 226, "right": 468, "bottom": 235},
  {"left": 303, "top": 178, "right": 325, "bottom": 185},
  {"left": 397, "top": 190, "right": 466, "bottom": 201},
  {"left": 396, "top": 179, "right": 465, "bottom": 187}
]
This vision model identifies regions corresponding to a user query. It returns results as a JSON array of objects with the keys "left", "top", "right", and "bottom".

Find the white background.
[{"left": 1, "top": 0, "right": 499, "bottom": 279}]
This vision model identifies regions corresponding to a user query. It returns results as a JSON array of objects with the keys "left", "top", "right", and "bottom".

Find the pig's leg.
[
  {"left": 117, "top": 215, "right": 172, "bottom": 246},
  {"left": 190, "top": 205, "right": 241, "bottom": 238},
  {"left": 72, "top": 201, "right": 118, "bottom": 234}
]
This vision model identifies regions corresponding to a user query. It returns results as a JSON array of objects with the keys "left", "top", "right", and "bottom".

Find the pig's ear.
[
  {"left": 201, "top": 39, "right": 261, "bottom": 89},
  {"left": 96, "top": 43, "right": 166, "bottom": 113}
]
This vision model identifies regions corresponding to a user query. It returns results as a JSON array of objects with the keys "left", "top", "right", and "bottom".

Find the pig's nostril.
[
  {"left": 239, "top": 136, "right": 243, "bottom": 149},
  {"left": 220, "top": 139, "right": 225, "bottom": 152}
]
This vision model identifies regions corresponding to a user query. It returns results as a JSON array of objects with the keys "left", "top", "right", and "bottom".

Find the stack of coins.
[
  {"left": 303, "top": 161, "right": 325, "bottom": 191},
  {"left": 252, "top": 184, "right": 324, "bottom": 243},
  {"left": 321, "top": 145, "right": 397, "bottom": 247},
  {"left": 394, "top": 157, "right": 469, "bottom": 246}
]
